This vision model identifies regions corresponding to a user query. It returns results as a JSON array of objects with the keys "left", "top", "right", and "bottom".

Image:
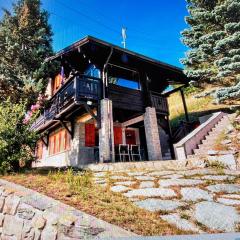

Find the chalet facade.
[{"left": 32, "top": 36, "right": 189, "bottom": 168}]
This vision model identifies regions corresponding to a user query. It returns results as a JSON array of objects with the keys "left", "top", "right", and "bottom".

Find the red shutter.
[
  {"left": 114, "top": 127, "right": 122, "bottom": 145},
  {"left": 85, "top": 123, "right": 95, "bottom": 147}
]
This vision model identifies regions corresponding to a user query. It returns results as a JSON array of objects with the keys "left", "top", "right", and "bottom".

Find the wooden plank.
[{"left": 122, "top": 115, "right": 144, "bottom": 127}]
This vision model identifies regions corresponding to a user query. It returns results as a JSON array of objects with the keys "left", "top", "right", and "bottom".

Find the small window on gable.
[{"left": 84, "top": 64, "right": 100, "bottom": 78}]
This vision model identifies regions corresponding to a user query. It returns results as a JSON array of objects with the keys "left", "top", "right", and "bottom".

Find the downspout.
[{"left": 102, "top": 47, "right": 113, "bottom": 99}]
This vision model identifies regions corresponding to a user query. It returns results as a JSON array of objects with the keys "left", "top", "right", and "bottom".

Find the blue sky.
[{"left": 0, "top": 0, "right": 189, "bottom": 67}]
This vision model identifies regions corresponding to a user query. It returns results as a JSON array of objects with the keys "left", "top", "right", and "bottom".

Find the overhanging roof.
[
  {"left": 48, "top": 36, "right": 183, "bottom": 73},
  {"left": 47, "top": 36, "right": 189, "bottom": 88}
]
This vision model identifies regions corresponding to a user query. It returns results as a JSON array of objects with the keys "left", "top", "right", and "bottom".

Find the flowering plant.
[{"left": 23, "top": 94, "right": 48, "bottom": 124}]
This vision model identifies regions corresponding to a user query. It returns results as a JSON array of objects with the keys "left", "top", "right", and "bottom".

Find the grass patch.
[
  {"left": 180, "top": 213, "right": 190, "bottom": 220},
  {"left": 168, "top": 88, "right": 230, "bottom": 128},
  {"left": 2, "top": 169, "right": 189, "bottom": 236},
  {"left": 206, "top": 161, "right": 226, "bottom": 174},
  {"left": 213, "top": 131, "right": 228, "bottom": 151}
]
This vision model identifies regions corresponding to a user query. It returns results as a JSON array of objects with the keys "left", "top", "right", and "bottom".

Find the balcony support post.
[
  {"left": 40, "top": 132, "right": 49, "bottom": 147},
  {"left": 99, "top": 98, "right": 115, "bottom": 163},
  {"left": 144, "top": 107, "right": 162, "bottom": 160},
  {"left": 60, "top": 120, "right": 74, "bottom": 139},
  {"left": 180, "top": 89, "right": 189, "bottom": 122}
]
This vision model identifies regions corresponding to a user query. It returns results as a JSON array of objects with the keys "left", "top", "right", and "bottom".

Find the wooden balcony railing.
[
  {"left": 31, "top": 75, "right": 101, "bottom": 130},
  {"left": 150, "top": 91, "right": 169, "bottom": 115}
]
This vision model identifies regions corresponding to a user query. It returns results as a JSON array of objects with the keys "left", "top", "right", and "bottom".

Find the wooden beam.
[
  {"left": 180, "top": 89, "right": 189, "bottom": 122},
  {"left": 83, "top": 103, "right": 100, "bottom": 129},
  {"left": 60, "top": 120, "right": 74, "bottom": 139},
  {"left": 122, "top": 115, "right": 144, "bottom": 127}
]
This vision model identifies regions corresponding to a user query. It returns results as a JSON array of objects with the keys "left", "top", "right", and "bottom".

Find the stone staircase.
[
  {"left": 174, "top": 112, "right": 230, "bottom": 160},
  {"left": 188, "top": 114, "right": 231, "bottom": 158}
]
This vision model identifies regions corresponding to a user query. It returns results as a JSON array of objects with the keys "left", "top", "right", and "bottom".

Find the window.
[
  {"left": 53, "top": 74, "right": 62, "bottom": 95},
  {"left": 35, "top": 140, "right": 43, "bottom": 159},
  {"left": 84, "top": 64, "right": 100, "bottom": 78},
  {"left": 108, "top": 64, "right": 140, "bottom": 90},
  {"left": 49, "top": 128, "right": 71, "bottom": 155}
]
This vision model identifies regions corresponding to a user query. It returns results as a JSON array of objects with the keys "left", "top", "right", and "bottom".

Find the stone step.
[
  {"left": 201, "top": 139, "right": 216, "bottom": 145},
  {"left": 197, "top": 146, "right": 215, "bottom": 151},
  {"left": 193, "top": 149, "right": 206, "bottom": 155},
  {"left": 205, "top": 136, "right": 220, "bottom": 141}
]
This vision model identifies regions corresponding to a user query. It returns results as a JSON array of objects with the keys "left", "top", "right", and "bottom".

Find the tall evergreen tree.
[
  {"left": 181, "top": 0, "right": 240, "bottom": 103},
  {"left": 0, "top": 0, "right": 54, "bottom": 104}
]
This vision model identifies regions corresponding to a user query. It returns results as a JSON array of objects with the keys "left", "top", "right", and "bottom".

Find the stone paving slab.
[
  {"left": 94, "top": 167, "right": 240, "bottom": 234},
  {"left": 134, "top": 176, "right": 155, "bottom": 181},
  {"left": 147, "top": 171, "right": 175, "bottom": 176},
  {"left": 124, "top": 188, "right": 177, "bottom": 198},
  {"left": 207, "top": 184, "right": 240, "bottom": 193},
  {"left": 115, "top": 181, "right": 136, "bottom": 186},
  {"left": 127, "top": 172, "right": 146, "bottom": 176},
  {"left": 107, "top": 233, "right": 240, "bottom": 240},
  {"left": 221, "top": 194, "right": 240, "bottom": 199},
  {"left": 139, "top": 181, "right": 155, "bottom": 189},
  {"left": 111, "top": 185, "right": 130, "bottom": 193},
  {"left": 161, "top": 213, "right": 200, "bottom": 233},
  {"left": 161, "top": 174, "right": 184, "bottom": 179},
  {"left": 217, "top": 198, "right": 240, "bottom": 206},
  {"left": 194, "top": 201, "right": 240, "bottom": 232},
  {"left": 159, "top": 179, "right": 204, "bottom": 187},
  {"left": 197, "top": 175, "right": 235, "bottom": 181},
  {"left": 135, "top": 199, "right": 185, "bottom": 212},
  {"left": 181, "top": 188, "right": 213, "bottom": 201}
]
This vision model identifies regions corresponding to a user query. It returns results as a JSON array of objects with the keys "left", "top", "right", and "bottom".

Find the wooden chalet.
[{"left": 32, "top": 36, "right": 189, "bottom": 168}]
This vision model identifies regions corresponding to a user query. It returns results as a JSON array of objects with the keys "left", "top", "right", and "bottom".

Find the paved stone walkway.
[{"left": 93, "top": 168, "right": 240, "bottom": 234}]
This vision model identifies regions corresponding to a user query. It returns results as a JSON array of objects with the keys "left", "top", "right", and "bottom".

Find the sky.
[{"left": 0, "top": 0, "right": 189, "bottom": 68}]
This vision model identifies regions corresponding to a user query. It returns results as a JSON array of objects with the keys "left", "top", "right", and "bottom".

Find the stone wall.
[{"left": 0, "top": 179, "right": 135, "bottom": 240}]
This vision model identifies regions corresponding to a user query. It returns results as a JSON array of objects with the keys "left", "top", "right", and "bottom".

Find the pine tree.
[
  {"left": 181, "top": 0, "right": 240, "bottom": 102},
  {"left": 0, "top": 0, "right": 54, "bottom": 104}
]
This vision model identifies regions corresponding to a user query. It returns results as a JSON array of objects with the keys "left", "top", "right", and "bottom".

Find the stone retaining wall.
[{"left": 0, "top": 179, "right": 135, "bottom": 240}]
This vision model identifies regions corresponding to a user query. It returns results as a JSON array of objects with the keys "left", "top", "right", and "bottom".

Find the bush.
[{"left": 0, "top": 99, "right": 38, "bottom": 173}]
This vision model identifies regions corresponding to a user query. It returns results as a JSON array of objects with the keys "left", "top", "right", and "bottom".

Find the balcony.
[
  {"left": 150, "top": 91, "right": 169, "bottom": 115},
  {"left": 32, "top": 75, "right": 102, "bottom": 130}
]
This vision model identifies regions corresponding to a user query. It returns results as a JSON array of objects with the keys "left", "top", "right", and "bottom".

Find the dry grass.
[
  {"left": 168, "top": 90, "right": 229, "bottom": 128},
  {"left": 2, "top": 169, "right": 190, "bottom": 236},
  {"left": 213, "top": 131, "right": 228, "bottom": 151}
]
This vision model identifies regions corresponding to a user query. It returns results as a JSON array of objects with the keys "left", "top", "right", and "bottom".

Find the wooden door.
[
  {"left": 85, "top": 123, "right": 95, "bottom": 147},
  {"left": 125, "top": 129, "right": 136, "bottom": 145},
  {"left": 114, "top": 127, "right": 122, "bottom": 145}
]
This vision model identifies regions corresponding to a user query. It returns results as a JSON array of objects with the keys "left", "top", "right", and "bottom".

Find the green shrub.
[{"left": 0, "top": 99, "right": 38, "bottom": 173}]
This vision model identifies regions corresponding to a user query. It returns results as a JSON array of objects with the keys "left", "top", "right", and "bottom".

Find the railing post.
[
  {"left": 180, "top": 89, "right": 189, "bottom": 122},
  {"left": 74, "top": 76, "right": 80, "bottom": 102}
]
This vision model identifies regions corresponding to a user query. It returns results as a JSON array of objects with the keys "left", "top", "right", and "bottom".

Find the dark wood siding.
[{"left": 108, "top": 84, "right": 144, "bottom": 112}]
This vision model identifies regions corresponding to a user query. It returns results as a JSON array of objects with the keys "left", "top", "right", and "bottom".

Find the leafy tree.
[
  {"left": 0, "top": 0, "right": 54, "bottom": 104},
  {"left": 0, "top": 99, "right": 38, "bottom": 173},
  {"left": 181, "top": 0, "right": 240, "bottom": 102}
]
